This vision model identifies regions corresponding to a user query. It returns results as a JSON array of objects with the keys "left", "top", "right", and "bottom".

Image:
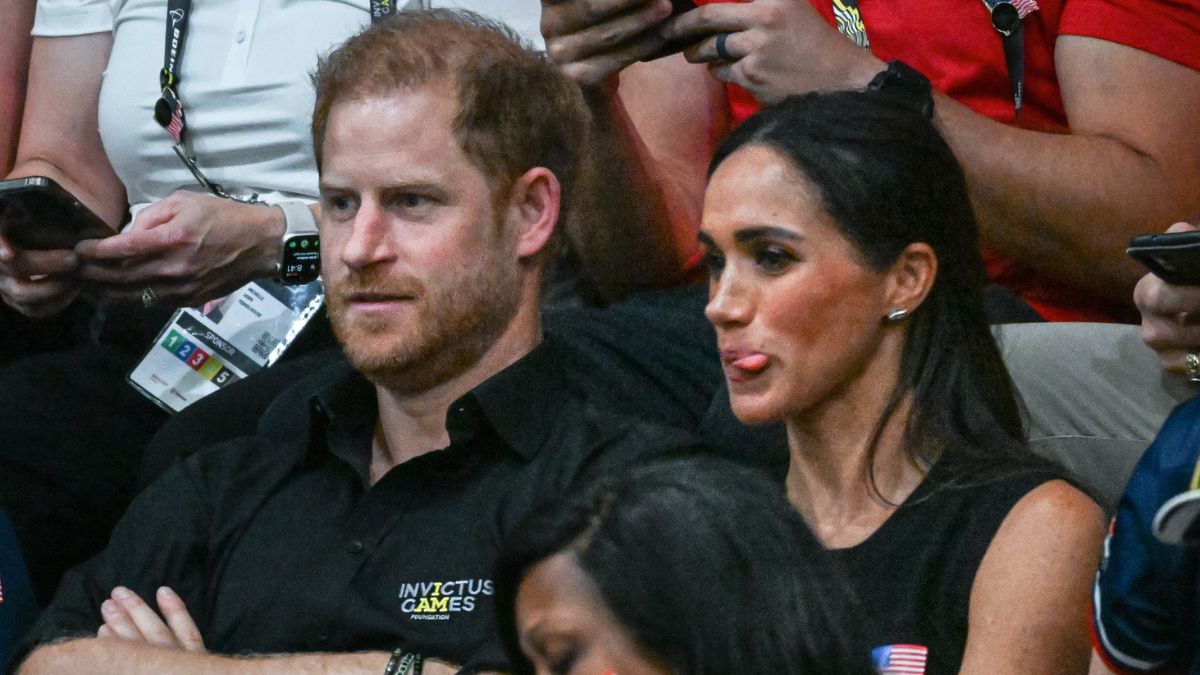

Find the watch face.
[{"left": 281, "top": 233, "right": 320, "bottom": 284}]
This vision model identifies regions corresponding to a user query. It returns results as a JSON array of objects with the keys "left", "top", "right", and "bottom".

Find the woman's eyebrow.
[{"left": 733, "top": 226, "right": 804, "bottom": 244}]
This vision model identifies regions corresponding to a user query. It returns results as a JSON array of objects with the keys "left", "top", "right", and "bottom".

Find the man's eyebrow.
[{"left": 317, "top": 179, "right": 349, "bottom": 193}]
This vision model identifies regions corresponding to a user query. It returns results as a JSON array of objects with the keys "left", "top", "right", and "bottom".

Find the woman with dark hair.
[
  {"left": 495, "top": 455, "right": 874, "bottom": 675},
  {"left": 699, "top": 91, "right": 1105, "bottom": 673}
]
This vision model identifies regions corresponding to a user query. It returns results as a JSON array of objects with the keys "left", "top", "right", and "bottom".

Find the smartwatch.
[
  {"left": 275, "top": 201, "right": 321, "bottom": 285},
  {"left": 867, "top": 60, "right": 935, "bottom": 120}
]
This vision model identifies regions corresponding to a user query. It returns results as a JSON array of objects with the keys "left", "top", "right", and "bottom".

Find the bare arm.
[
  {"left": 19, "top": 585, "right": 474, "bottom": 675},
  {"left": 661, "top": 3, "right": 1200, "bottom": 309},
  {"left": 9, "top": 33, "right": 127, "bottom": 226},
  {"left": 567, "top": 56, "right": 728, "bottom": 298},
  {"left": 18, "top": 639, "right": 393, "bottom": 675},
  {"left": 938, "top": 37, "right": 1200, "bottom": 306},
  {"left": 542, "top": 0, "right": 730, "bottom": 299},
  {"left": 960, "top": 480, "right": 1105, "bottom": 674},
  {"left": 0, "top": 0, "right": 36, "bottom": 173},
  {"left": 0, "top": 32, "right": 127, "bottom": 317}
]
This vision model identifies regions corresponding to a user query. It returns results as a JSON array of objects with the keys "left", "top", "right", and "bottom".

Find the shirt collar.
[{"left": 308, "top": 333, "right": 572, "bottom": 464}]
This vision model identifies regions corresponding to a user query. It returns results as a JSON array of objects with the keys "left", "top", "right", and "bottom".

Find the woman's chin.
[{"left": 728, "top": 398, "right": 785, "bottom": 427}]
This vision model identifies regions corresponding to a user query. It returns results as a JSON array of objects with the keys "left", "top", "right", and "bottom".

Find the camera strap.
[{"left": 830, "top": 0, "right": 1037, "bottom": 118}]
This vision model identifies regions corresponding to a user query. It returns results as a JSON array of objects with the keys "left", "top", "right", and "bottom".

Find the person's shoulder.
[{"left": 548, "top": 395, "right": 712, "bottom": 477}]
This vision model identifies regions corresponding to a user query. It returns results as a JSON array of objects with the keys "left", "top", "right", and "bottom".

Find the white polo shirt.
[{"left": 32, "top": 0, "right": 544, "bottom": 218}]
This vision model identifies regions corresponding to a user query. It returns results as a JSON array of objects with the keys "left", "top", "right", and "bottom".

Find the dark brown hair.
[{"left": 710, "top": 92, "right": 1034, "bottom": 484}]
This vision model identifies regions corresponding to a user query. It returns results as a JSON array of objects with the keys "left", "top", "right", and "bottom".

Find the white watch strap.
[{"left": 276, "top": 201, "right": 318, "bottom": 237}]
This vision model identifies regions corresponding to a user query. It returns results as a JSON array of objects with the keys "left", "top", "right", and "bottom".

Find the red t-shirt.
[{"left": 698, "top": 0, "right": 1200, "bottom": 321}]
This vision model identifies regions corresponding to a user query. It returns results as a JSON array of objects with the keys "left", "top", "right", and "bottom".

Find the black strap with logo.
[
  {"left": 154, "top": 0, "right": 190, "bottom": 144},
  {"left": 369, "top": 0, "right": 399, "bottom": 22},
  {"left": 152, "top": 1, "right": 396, "bottom": 202},
  {"left": 153, "top": 0, "right": 266, "bottom": 202},
  {"left": 831, "top": 0, "right": 1027, "bottom": 118}
]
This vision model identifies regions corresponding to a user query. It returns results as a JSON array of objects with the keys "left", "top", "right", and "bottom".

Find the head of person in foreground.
[{"left": 493, "top": 455, "right": 874, "bottom": 674}]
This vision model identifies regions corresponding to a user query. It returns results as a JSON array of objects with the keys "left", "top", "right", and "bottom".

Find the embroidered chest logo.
[
  {"left": 872, "top": 643, "right": 928, "bottom": 674},
  {"left": 398, "top": 579, "right": 493, "bottom": 621}
]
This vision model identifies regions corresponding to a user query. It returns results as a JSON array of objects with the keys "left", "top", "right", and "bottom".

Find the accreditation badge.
[{"left": 127, "top": 279, "right": 323, "bottom": 413}]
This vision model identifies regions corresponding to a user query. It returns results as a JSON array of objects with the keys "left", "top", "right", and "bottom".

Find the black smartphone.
[
  {"left": 1127, "top": 231, "right": 1200, "bottom": 286},
  {"left": 644, "top": 0, "right": 699, "bottom": 60},
  {"left": 0, "top": 176, "right": 115, "bottom": 250}
]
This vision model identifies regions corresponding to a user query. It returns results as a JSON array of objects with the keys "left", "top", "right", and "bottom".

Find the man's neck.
[{"left": 368, "top": 314, "right": 542, "bottom": 484}]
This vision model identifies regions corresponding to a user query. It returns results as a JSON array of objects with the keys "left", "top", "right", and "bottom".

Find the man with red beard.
[{"left": 13, "top": 11, "right": 699, "bottom": 675}]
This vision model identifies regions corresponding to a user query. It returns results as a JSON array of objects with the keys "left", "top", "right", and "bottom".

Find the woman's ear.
[
  {"left": 504, "top": 167, "right": 561, "bottom": 260},
  {"left": 883, "top": 242, "right": 937, "bottom": 317}
]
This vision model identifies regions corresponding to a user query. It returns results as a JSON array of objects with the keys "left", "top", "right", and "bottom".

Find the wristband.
[
  {"left": 866, "top": 60, "right": 934, "bottom": 121},
  {"left": 383, "top": 648, "right": 424, "bottom": 675},
  {"left": 275, "top": 201, "right": 320, "bottom": 285}
]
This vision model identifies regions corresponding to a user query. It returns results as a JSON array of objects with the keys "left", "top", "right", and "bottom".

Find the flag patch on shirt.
[
  {"left": 872, "top": 644, "right": 928, "bottom": 674},
  {"left": 1011, "top": 0, "right": 1040, "bottom": 18}
]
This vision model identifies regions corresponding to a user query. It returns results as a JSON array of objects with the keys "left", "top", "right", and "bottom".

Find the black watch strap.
[{"left": 867, "top": 60, "right": 935, "bottom": 120}]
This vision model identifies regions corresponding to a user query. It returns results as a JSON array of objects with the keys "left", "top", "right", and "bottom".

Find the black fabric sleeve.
[{"left": 9, "top": 460, "right": 213, "bottom": 670}]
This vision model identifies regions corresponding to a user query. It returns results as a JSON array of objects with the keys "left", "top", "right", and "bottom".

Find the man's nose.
[{"left": 340, "top": 200, "right": 394, "bottom": 269}]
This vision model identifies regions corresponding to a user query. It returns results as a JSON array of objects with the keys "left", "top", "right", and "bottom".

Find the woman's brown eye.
[
  {"left": 754, "top": 246, "right": 795, "bottom": 273},
  {"left": 701, "top": 251, "right": 725, "bottom": 278}
]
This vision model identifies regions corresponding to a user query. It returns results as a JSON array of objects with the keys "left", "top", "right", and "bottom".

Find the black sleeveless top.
[{"left": 829, "top": 457, "right": 1061, "bottom": 674}]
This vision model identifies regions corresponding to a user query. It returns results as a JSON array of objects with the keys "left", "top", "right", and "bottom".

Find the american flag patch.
[
  {"left": 1011, "top": 0, "right": 1040, "bottom": 18},
  {"left": 872, "top": 644, "right": 928, "bottom": 674}
]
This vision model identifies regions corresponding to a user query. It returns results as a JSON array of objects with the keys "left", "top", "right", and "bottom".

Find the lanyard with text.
[
  {"left": 154, "top": 0, "right": 262, "bottom": 203},
  {"left": 370, "top": 0, "right": 399, "bottom": 22},
  {"left": 829, "top": 0, "right": 1037, "bottom": 118}
]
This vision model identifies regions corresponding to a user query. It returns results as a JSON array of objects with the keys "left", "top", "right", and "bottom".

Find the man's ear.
[
  {"left": 505, "top": 167, "right": 560, "bottom": 259},
  {"left": 884, "top": 242, "right": 937, "bottom": 317}
]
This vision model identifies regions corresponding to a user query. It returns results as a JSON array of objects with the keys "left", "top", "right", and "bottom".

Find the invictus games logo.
[{"left": 398, "top": 579, "right": 493, "bottom": 621}]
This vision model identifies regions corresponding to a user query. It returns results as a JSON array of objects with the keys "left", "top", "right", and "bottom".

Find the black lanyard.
[
  {"left": 154, "top": 0, "right": 265, "bottom": 202},
  {"left": 831, "top": 0, "right": 1027, "bottom": 118},
  {"left": 154, "top": 0, "right": 190, "bottom": 146},
  {"left": 369, "top": 0, "right": 400, "bottom": 21},
  {"left": 151, "top": 2, "right": 398, "bottom": 202}
]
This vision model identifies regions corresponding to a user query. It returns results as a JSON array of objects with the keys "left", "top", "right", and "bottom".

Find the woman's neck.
[{"left": 784, "top": 394, "right": 929, "bottom": 549}]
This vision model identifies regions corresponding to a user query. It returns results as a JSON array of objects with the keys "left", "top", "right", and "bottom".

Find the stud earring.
[{"left": 886, "top": 307, "right": 909, "bottom": 322}]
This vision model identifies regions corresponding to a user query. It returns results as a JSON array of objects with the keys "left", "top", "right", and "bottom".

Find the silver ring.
[
  {"left": 714, "top": 32, "right": 733, "bottom": 61},
  {"left": 141, "top": 287, "right": 159, "bottom": 309},
  {"left": 1186, "top": 352, "right": 1200, "bottom": 383}
]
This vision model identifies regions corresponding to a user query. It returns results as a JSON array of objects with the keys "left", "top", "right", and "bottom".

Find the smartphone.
[
  {"left": 645, "top": 0, "right": 699, "bottom": 59},
  {"left": 1127, "top": 231, "right": 1200, "bottom": 286},
  {"left": 0, "top": 176, "right": 115, "bottom": 250}
]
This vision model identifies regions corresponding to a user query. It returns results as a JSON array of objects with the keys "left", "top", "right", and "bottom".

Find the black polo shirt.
[{"left": 17, "top": 336, "right": 702, "bottom": 670}]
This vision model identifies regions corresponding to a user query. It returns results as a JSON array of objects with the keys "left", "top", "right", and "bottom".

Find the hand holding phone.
[
  {"left": 0, "top": 176, "right": 115, "bottom": 251},
  {"left": 540, "top": 0, "right": 683, "bottom": 89},
  {"left": 1127, "top": 230, "right": 1200, "bottom": 286},
  {"left": 1131, "top": 223, "right": 1200, "bottom": 376}
]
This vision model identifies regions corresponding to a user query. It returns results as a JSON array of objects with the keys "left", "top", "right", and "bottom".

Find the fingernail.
[
  {"left": 158, "top": 586, "right": 177, "bottom": 599},
  {"left": 101, "top": 599, "right": 116, "bottom": 614},
  {"left": 112, "top": 586, "right": 131, "bottom": 599}
]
